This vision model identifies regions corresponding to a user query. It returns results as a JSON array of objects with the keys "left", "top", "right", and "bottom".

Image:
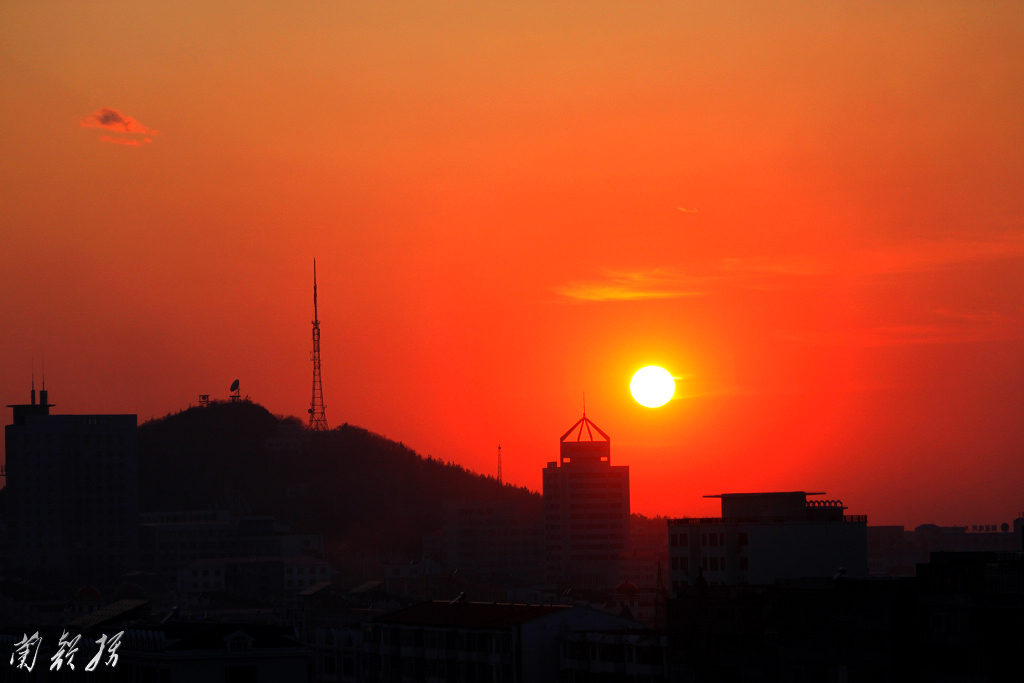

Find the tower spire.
[
  {"left": 308, "top": 259, "right": 329, "bottom": 431},
  {"left": 39, "top": 356, "right": 48, "bottom": 408}
]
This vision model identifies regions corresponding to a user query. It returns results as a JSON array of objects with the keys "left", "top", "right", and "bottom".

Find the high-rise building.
[
  {"left": 667, "top": 491, "right": 867, "bottom": 591},
  {"left": 543, "top": 413, "right": 630, "bottom": 590},
  {"left": 5, "top": 387, "right": 139, "bottom": 586}
]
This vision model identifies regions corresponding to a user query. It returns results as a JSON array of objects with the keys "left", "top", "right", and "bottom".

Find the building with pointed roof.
[{"left": 542, "top": 413, "right": 630, "bottom": 590}]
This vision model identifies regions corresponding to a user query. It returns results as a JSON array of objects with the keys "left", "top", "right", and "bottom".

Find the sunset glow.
[{"left": 2, "top": 2, "right": 1023, "bottom": 527}]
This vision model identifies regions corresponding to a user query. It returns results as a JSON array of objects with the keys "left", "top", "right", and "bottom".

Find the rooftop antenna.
[
  {"left": 39, "top": 355, "right": 48, "bottom": 407},
  {"left": 31, "top": 359, "right": 36, "bottom": 406},
  {"left": 308, "top": 258, "right": 329, "bottom": 431}
]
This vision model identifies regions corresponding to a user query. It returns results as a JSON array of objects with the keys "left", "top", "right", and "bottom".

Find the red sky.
[{"left": 2, "top": 2, "right": 1023, "bottom": 527}]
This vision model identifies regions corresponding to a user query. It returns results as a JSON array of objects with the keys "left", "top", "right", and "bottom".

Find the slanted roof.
[
  {"left": 298, "top": 580, "right": 333, "bottom": 597},
  {"left": 560, "top": 414, "right": 610, "bottom": 443},
  {"left": 349, "top": 580, "right": 384, "bottom": 595},
  {"left": 374, "top": 601, "right": 568, "bottom": 628},
  {"left": 70, "top": 599, "right": 149, "bottom": 630},
  {"left": 162, "top": 623, "right": 304, "bottom": 652}
]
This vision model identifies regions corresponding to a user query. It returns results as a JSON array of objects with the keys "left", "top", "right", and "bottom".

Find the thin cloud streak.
[
  {"left": 99, "top": 135, "right": 152, "bottom": 147},
  {"left": 560, "top": 232, "right": 1024, "bottom": 304},
  {"left": 779, "top": 309, "right": 1024, "bottom": 348},
  {"left": 720, "top": 231, "right": 1024, "bottom": 279},
  {"left": 556, "top": 270, "right": 709, "bottom": 302}
]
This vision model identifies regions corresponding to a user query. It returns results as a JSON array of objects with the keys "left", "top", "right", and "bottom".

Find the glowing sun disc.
[{"left": 630, "top": 366, "right": 676, "bottom": 408}]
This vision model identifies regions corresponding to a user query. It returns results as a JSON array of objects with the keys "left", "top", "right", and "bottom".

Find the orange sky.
[{"left": 3, "top": 2, "right": 1023, "bottom": 527}]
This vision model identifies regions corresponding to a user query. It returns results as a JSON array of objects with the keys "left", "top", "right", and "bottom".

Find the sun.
[{"left": 630, "top": 366, "right": 676, "bottom": 408}]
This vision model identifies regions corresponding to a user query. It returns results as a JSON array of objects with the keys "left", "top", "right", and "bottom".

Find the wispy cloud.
[
  {"left": 779, "top": 309, "right": 1024, "bottom": 347},
  {"left": 556, "top": 231, "right": 1024, "bottom": 342},
  {"left": 81, "top": 107, "right": 159, "bottom": 146},
  {"left": 719, "top": 232, "right": 1024, "bottom": 279},
  {"left": 556, "top": 269, "right": 709, "bottom": 302},
  {"left": 98, "top": 135, "right": 152, "bottom": 147},
  {"left": 677, "top": 206, "right": 699, "bottom": 213}
]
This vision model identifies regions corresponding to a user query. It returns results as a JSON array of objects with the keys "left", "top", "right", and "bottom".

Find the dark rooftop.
[{"left": 374, "top": 601, "right": 568, "bottom": 628}]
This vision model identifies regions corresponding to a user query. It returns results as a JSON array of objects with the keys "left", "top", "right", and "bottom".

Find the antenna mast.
[
  {"left": 497, "top": 444, "right": 502, "bottom": 485},
  {"left": 308, "top": 259, "right": 329, "bottom": 431}
]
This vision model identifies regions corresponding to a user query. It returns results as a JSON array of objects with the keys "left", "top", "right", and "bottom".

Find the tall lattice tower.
[{"left": 308, "top": 259, "right": 329, "bottom": 431}]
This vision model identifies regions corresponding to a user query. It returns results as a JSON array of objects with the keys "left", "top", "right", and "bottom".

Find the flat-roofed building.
[
  {"left": 5, "top": 387, "right": 139, "bottom": 586},
  {"left": 668, "top": 491, "right": 867, "bottom": 591},
  {"left": 367, "top": 600, "right": 643, "bottom": 683}
]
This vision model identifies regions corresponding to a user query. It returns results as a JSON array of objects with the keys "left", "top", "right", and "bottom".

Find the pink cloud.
[{"left": 81, "top": 108, "right": 159, "bottom": 145}]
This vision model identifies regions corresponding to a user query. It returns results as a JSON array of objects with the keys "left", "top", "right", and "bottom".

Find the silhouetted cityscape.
[
  {"left": 2, "top": 387, "right": 1022, "bottom": 681},
  {"left": 7, "top": 1, "right": 1024, "bottom": 677}
]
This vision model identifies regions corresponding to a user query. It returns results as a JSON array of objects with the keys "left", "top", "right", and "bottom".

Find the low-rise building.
[
  {"left": 668, "top": 491, "right": 867, "bottom": 590},
  {"left": 120, "top": 622, "right": 311, "bottom": 683},
  {"left": 366, "top": 600, "right": 642, "bottom": 683}
]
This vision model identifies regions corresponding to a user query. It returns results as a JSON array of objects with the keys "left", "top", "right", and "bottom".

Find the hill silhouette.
[{"left": 138, "top": 400, "right": 541, "bottom": 562}]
